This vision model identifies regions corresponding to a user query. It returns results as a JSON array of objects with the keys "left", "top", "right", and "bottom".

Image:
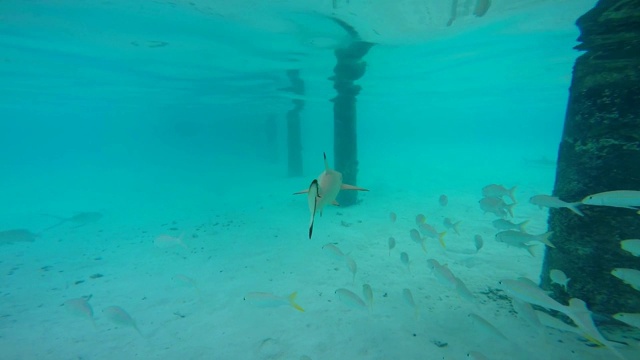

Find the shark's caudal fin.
[{"left": 308, "top": 179, "right": 320, "bottom": 239}]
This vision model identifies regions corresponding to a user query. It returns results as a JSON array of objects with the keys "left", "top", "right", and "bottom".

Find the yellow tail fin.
[
  {"left": 288, "top": 292, "right": 305, "bottom": 312},
  {"left": 439, "top": 232, "right": 447, "bottom": 249}
]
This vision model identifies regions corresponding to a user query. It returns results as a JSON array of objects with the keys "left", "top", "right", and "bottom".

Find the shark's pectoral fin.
[
  {"left": 341, "top": 184, "right": 369, "bottom": 191},
  {"left": 332, "top": 200, "right": 340, "bottom": 206},
  {"left": 307, "top": 180, "right": 320, "bottom": 239}
]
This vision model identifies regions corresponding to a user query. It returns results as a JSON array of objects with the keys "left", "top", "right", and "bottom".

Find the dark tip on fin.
[
  {"left": 323, "top": 152, "right": 327, "bottom": 160},
  {"left": 308, "top": 179, "right": 319, "bottom": 239}
]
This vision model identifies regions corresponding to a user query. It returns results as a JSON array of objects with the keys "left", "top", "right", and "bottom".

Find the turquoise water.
[{"left": 6, "top": 1, "right": 638, "bottom": 360}]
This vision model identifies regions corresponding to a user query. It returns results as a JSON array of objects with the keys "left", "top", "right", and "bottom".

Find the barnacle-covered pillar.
[
  {"left": 331, "top": 18, "right": 374, "bottom": 206},
  {"left": 540, "top": 0, "right": 640, "bottom": 316},
  {"left": 285, "top": 69, "right": 305, "bottom": 177}
]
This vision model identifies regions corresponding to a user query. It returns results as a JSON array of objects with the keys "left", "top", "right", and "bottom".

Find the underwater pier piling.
[
  {"left": 330, "top": 18, "right": 374, "bottom": 206},
  {"left": 265, "top": 113, "right": 278, "bottom": 163},
  {"left": 285, "top": 69, "right": 305, "bottom": 177},
  {"left": 541, "top": 0, "right": 640, "bottom": 316}
]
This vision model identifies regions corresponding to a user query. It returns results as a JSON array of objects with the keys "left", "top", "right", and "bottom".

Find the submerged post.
[
  {"left": 541, "top": 0, "right": 640, "bottom": 316},
  {"left": 331, "top": 19, "right": 374, "bottom": 206},
  {"left": 265, "top": 113, "right": 278, "bottom": 164},
  {"left": 285, "top": 69, "right": 305, "bottom": 177}
]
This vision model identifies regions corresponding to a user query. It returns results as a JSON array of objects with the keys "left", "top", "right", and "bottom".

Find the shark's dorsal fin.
[{"left": 323, "top": 152, "right": 330, "bottom": 171}]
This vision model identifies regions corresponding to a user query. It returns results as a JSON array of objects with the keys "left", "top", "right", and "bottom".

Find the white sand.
[{"left": 1, "top": 149, "right": 638, "bottom": 360}]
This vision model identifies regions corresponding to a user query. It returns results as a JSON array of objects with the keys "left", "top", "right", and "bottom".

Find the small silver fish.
[
  {"left": 529, "top": 195, "right": 583, "bottom": 216},
  {"left": 409, "top": 229, "right": 427, "bottom": 253},
  {"left": 244, "top": 292, "right": 304, "bottom": 312},
  {"left": 474, "top": 234, "right": 484, "bottom": 251},
  {"left": 417, "top": 222, "right": 446, "bottom": 248},
  {"left": 495, "top": 230, "right": 555, "bottom": 248},
  {"left": 103, "top": 306, "right": 142, "bottom": 335},
  {"left": 388, "top": 237, "right": 396, "bottom": 256},
  {"left": 362, "top": 284, "right": 373, "bottom": 309},
  {"left": 582, "top": 190, "right": 640, "bottom": 210},
  {"left": 549, "top": 269, "right": 570, "bottom": 291},
  {"left": 64, "top": 295, "right": 95, "bottom": 327},
  {"left": 535, "top": 309, "right": 580, "bottom": 334},
  {"left": 482, "top": 184, "right": 517, "bottom": 203},
  {"left": 322, "top": 243, "right": 345, "bottom": 261},
  {"left": 454, "top": 277, "right": 476, "bottom": 304},
  {"left": 468, "top": 313, "right": 508, "bottom": 341},
  {"left": 400, "top": 252, "right": 410, "bottom": 272},
  {"left": 335, "top": 288, "right": 366, "bottom": 309},
  {"left": 439, "top": 194, "right": 448, "bottom": 206},
  {"left": 492, "top": 219, "right": 529, "bottom": 232},
  {"left": 402, "top": 288, "right": 419, "bottom": 318},
  {"left": 443, "top": 218, "right": 461, "bottom": 235},
  {"left": 479, "top": 197, "right": 515, "bottom": 218},
  {"left": 345, "top": 256, "right": 357, "bottom": 283},
  {"left": 467, "top": 351, "right": 490, "bottom": 360},
  {"left": 611, "top": 268, "right": 640, "bottom": 291},
  {"left": 511, "top": 298, "right": 541, "bottom": 329},
  {"left": 498, "top": 278, "right": 566, "bottom": 313},
  {"left": 613, "top": 313, "right": 640, "bottom": 330},
  {"left": 427, "top": 259, "right": 457, "bottom": 289},
  {"left": 621, "top": 239, "right": 640, "bottom": 257}
]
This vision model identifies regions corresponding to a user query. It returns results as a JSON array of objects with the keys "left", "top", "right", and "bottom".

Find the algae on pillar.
[
  {"left": 285, "top": 69, "right": 305, "bottom": 177},
  {"left": 540, "top": 0, "right": 640, "bottom": 317}
]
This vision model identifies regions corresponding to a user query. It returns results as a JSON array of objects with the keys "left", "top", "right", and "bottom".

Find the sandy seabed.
[{"left": 1, "top": 152, "right": 638, "bottom": 360}]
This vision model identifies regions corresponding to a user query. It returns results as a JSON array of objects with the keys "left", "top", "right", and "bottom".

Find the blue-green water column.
[
  {"left": 286, "top": 69, "right": 305, "bottom": 177},
  {"left": 541, "top": 0, "right": 640, "bottom": 317},
  {"left": 332, "top": 41, "right": 374, "bottom": 206}
]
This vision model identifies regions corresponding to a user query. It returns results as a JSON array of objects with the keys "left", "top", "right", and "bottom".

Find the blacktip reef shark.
[{"left": 294, "top": 153, "right": 368, "bottom": 239}]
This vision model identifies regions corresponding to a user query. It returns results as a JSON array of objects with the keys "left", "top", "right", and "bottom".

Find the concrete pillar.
[
  {"left": 285, "top": 69, "right": 304, "bottom": 177},
  {"left": 332, "top": 40, "right": 374, "bottom": 206},
  {"left": 540, "top": 0, "right": 640, "bottom": 317}
]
